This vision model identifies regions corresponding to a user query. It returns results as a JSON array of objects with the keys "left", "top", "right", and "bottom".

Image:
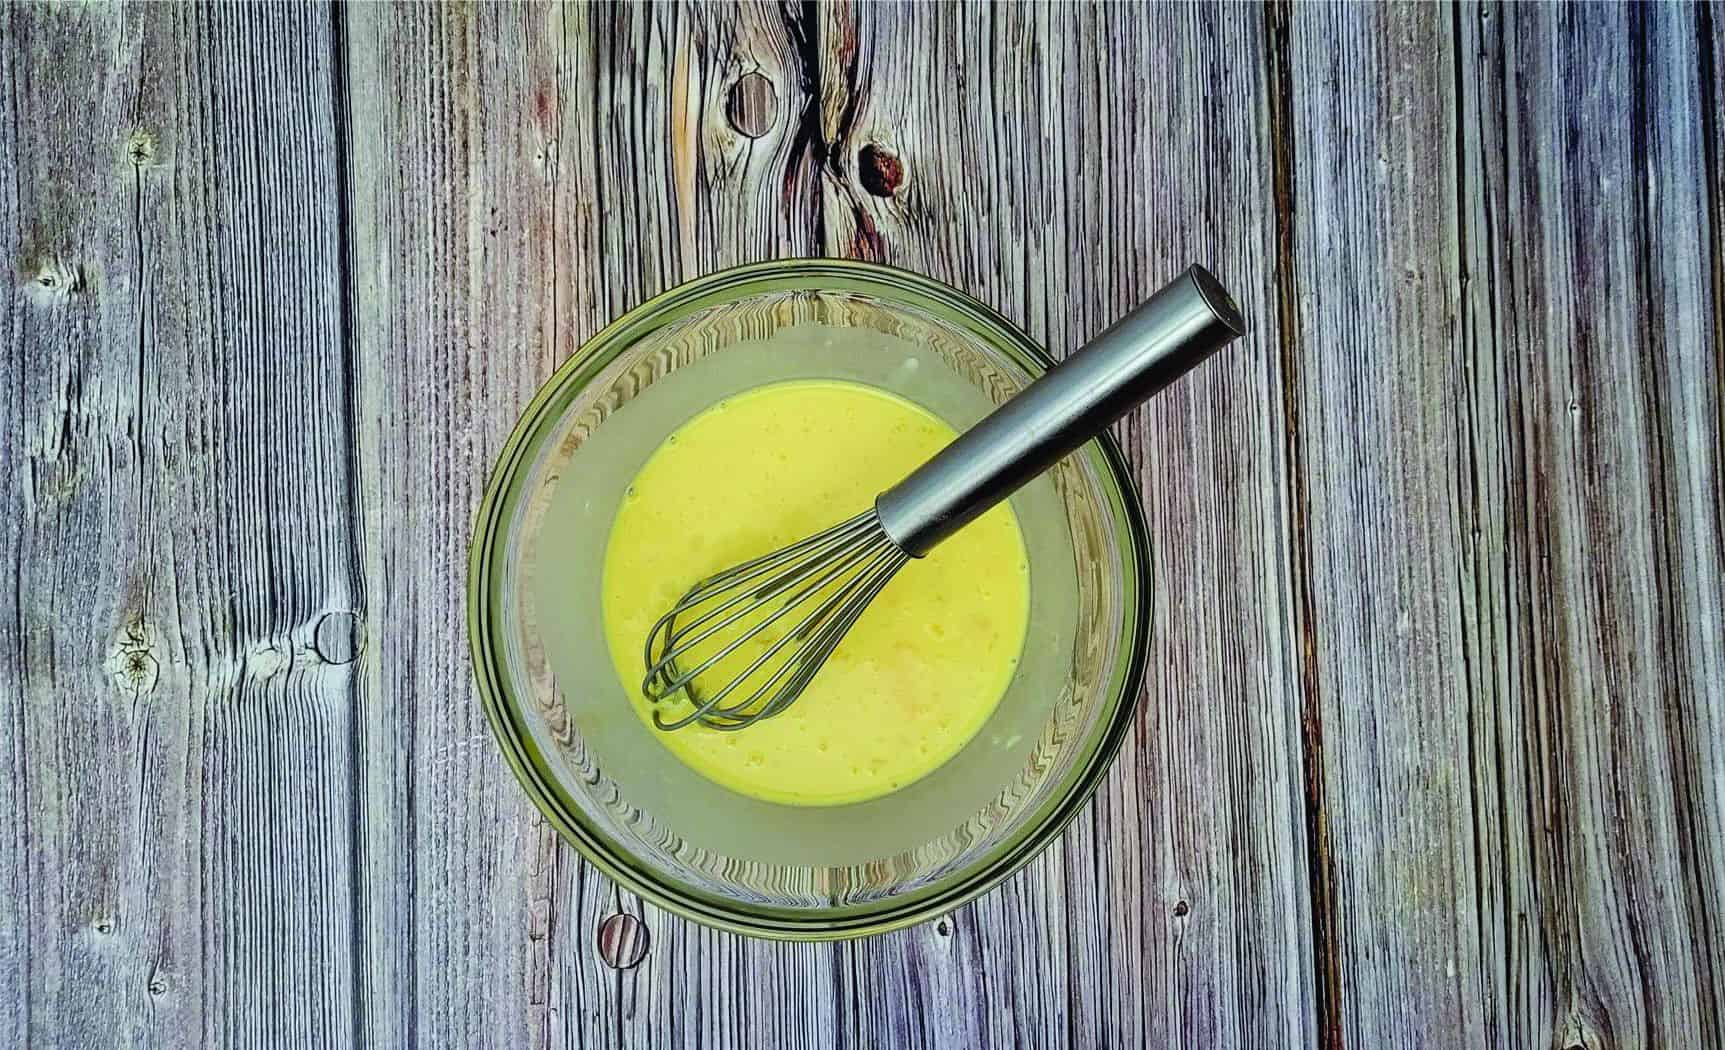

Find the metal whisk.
[{"left": 643, "top": 265, "right": 1246, "bottom": 731}]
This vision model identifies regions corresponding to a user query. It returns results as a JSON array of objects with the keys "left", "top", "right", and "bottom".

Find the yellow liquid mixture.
[{"left": 601, "top": 380, "right": 1030, "bottom": 806}]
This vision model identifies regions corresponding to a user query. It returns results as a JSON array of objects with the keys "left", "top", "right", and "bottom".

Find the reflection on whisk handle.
[{"left": 875, "top": 265, "right": 1247, "bottom": 558}]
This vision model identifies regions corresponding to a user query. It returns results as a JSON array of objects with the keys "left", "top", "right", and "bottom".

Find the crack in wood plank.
[{"left": 1264, "top": 2, "right": 1344, "bottom": 1047}]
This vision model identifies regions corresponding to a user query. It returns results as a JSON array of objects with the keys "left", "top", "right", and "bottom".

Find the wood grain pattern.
[
  {"left": 1281, "top": 6, "right": 1485, "bottom": 1043},
  {"left": 6, "top": 1, "right": 1725, "bottom": 1047},
  {"left": 2, "top": 3, "right": 361, "bottom": 1047},
  {"left": 816, "top": 3, "right": 1313, "bottom": 1046},
  {"left": 1461, "top": 4, "right": 1725, "bottom": 1044},
  {"left": 1286, "top": 2, "right": 1725, "bottom": 1045},
  {"left": 346, "top": 7, "right": 562, "bottom": 1042}
]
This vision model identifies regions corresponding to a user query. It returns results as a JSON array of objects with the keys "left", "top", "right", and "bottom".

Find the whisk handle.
[{"left": 876, "top": 265, "right": 1246, "bottom": 557}]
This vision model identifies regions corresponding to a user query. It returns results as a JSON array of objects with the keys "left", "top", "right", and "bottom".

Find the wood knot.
[
  {"left": 596, "top": 912, "right": 648, "bottom": 970},
  {"left": 857, "top": 143, "right": 905, "bottom": 198},
  {"left": 24, "top": 254, "right": 86, "bottom": 304},
  {"left": 935, "top": 918, "right": 951, "bottom": 937},
  {"left": 1173, "top": 899, "right": 1190, "bottom": 917},
  {"left": 313, "top": 610, "right": 361, "bottom": 666},
  {"left": 107, "top": 623, "right": 161, "bottom": 699},
  {"left": 125, "top": 129, "right": 158, "bottom": 167},
  {"left": 246, "top": 641, "right": 292, "bottom": 680},
  {"left": 725, "top": 72, "right": 776, "bottom": 139},
  {"left": 147, "top": 972, "right": 170, "bottom": 996}
]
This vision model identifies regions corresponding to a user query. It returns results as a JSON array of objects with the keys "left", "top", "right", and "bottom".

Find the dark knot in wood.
[
  {"left": 126, "top": 129, "right": 158, "bottom": 167},
  {"left": 26, "top": 254, "right": 86, "bottom": 303},
  {"left": 858, "top": 143, "right": 904, "bottom": 197},
  {"left": 109, "top": 623, "right": 161, "bottom": 698}
]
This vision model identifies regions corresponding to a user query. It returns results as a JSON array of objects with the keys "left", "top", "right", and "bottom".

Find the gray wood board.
[
  {"left": 1283, "top": 2, "right": 1725, "bottom": 1046},
  {"left": 1459, "top": 4, "right": 1725, "bottom": 1044},
  {"left": 4, "top": 1, "right": 1722, "bottom": 1047},
  {"left": 3, "top": 3, "right": 361, "bottom": 1047}
]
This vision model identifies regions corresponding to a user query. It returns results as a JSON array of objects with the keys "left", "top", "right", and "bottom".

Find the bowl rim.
[{"left": 468, "top": 258, "right": 1151, "bottom": 940}]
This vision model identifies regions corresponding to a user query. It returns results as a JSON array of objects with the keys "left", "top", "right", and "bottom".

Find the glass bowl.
[{"left": 469, "top": 259, "right": 1149, "bottom": 939}]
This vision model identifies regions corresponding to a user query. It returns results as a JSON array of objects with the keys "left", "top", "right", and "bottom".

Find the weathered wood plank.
[
  {"left": 817, "top": 3, "right": 1313, "bottom": 1046},
  {"left": 1280, "top": 8, "right": 1482, "bottom": 1044},
  {"left": 1288, "top": 1, "right": 1725, "bottom": 1045},
  {"left": 345, "top": 4, "right": 835, "bottom": 1047},
  {"left": 346, "top": 5, "right": 572, "bottom": 1043},
  {"left": 3, "top": 3, "right": 361, "bottom": 1047},
  {"left": 1458, "top": 3, "right": 1725, "bottom": 1044}
]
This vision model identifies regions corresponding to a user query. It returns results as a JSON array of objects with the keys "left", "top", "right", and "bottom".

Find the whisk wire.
[
  {"left": 748, "top": 548, "right": 905, "bottom": 714},
  {"left": 642, "top": 523, "right": 889, "bottom": 696},
  {"left": 694, "top": 541, "right": 905, "bottom": 728},
  {"left": 640, "top": 512, "right": 872, "bottom": 673},
  {"left": 647, "top": 536, "right": 893, "bottom": 728},
  {"left": 640, "top": 511, "right": 911, "bottom": 732},
  {"left": 685, "top": 512, "right": 876, "bottom": 597},
  {"left": 676, "top": 548, "right": 907, "bottom": 731}
]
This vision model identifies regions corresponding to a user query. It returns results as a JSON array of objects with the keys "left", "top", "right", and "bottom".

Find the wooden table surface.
[{"left": 4, "top": 2, "right": 1722, "bottom": 1047}]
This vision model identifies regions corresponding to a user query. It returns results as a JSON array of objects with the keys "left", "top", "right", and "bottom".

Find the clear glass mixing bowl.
[{"left": 469, "top": 260, "right": 1149, "bottom": 939}]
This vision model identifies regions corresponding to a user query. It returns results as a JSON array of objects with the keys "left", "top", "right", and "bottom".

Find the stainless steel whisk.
[{"left": 643, "top": 266, "right": 1246, "bottom": 731}]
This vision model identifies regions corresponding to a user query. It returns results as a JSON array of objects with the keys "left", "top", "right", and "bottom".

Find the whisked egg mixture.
[{"left": 601, "top": 380, "right": 1030, "bottom": 806}]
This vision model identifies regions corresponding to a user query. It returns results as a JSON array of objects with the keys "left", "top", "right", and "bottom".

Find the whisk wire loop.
[{"left": 642, "top": 511, "right": 910, "bottom": 731}]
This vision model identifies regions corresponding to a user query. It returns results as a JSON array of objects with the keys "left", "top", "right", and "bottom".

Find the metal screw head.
[{"left": 596, "top": 912, "right": 648, "bottom": 970}]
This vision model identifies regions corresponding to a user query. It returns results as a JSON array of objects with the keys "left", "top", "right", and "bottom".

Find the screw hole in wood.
[
  {"left": 597, "top": 912, "right": 648, "bottom": 969},
  {"left": 313, "top": 610, "right": 361, "bottom": 665},
  {"left": 725, "top": 72, "right": 776, "bottom": 139}
]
